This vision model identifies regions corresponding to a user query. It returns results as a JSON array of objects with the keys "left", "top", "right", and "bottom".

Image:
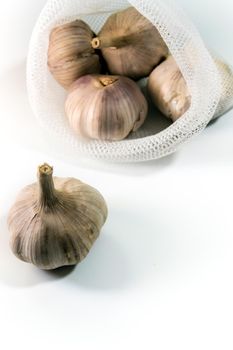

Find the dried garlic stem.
[
  {"left": 38, "top": 163, "right": 56, "bottom": 207},
  {"left": 91, "top": 37, "right": 102, "bottom": 49},
  {"left": 91, "top": 35, "right": 135, "bottom": 50},
  {"left": 98, "top": 76, "right": 118, "bottom": 86}
]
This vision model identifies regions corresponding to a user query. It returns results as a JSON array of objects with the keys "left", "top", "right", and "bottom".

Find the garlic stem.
[
  {"left": 98, "top": 76, "right": 118, "bottom": 86},
  {"left": 91, "top": 34, "right": 135, "bottom": 50},
  {"left": 38, "top": 164, "right": 57, "bottom": 207},
  {"left": 91, "top": 37, "right": 102, "bottom": 49}
]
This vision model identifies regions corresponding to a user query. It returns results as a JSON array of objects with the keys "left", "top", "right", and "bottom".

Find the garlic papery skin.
[
  {"left": 48, "top": 20, "right": 101, "bottom": 89},
  {"left": 7, "top": 164, "right": 108, "bottom": 270},
  {"left": 147, "top": 55, "right": 191, "bottom": 121},
  {"left": 91, "top": 7, "right": 168, "bottom": 80},
  {"left": 65, "top": 74, "right": 148, "bottom": 141},
  {"left": 213, "top": 58, "right": 233, "bottom": 119}
]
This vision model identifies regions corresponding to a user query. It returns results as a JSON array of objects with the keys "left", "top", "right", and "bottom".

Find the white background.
[{"left": 0, "top": 1, "right": 233, "bottom": 349}]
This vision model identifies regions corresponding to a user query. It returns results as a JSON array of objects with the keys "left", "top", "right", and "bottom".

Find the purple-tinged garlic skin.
[
  {"left": 8, "top": 164, "right": 108, "bottom": 270},
  {"left": 91, "top": 7, "right": 168, "bottom": 80},
  {"left": 148, "top": 55, "right": 191, "bottom": 121},
  {"left": 48, "top": 20, "right": 101, "bottom": 89},
  {"left": 65, "top": 74, "right": 148, "bottom": 141}
]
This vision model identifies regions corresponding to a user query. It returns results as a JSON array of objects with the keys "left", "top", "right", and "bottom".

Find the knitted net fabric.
[{"left": 27, "top": 0, "right": 233, "bottom": 162}]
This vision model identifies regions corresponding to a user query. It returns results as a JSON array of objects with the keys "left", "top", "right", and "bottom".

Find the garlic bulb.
[
  {"left": 91, "top": 7, "right": 168, "bottom": 80},
  {"left": 48, "top": 20, "right": 101, "bottom": 89},
  {"left": 65, "top": 74, "right": 148, "bottom": 141},
  {"left": 213, "top": 58, "right": 233, "bottom": 119},
  {"left": 148, "top": 55, "right": 191, "bottom": 121},
  {"left": 8, "top": 164, "right": 108, "bottom": 270}
]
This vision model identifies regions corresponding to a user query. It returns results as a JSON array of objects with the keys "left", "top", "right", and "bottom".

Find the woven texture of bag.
[{"left": 27, "top": 0, "right": 233, "bottom": 162}]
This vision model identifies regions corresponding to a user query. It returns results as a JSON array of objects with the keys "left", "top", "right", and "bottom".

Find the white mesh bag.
[{"left": 27, "top": 0, "right": 233, "bottom": 162}]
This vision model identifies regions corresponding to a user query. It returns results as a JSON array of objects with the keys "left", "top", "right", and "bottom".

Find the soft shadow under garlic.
[
  {"left": 66, "top": 206, "right": 170, "bottom": 291},
  {"left": 67, "top": 233, "right": 133, "bottom": 290},
  {"left": 45, "top": 265, "right": 76, "bottom": 278}
]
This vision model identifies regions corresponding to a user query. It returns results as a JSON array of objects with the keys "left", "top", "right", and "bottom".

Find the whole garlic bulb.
[
  {"left": 148, "top": 55, "right": 191, "bottom": 121},
  {"left": 91, "top": 7, "right": 168, "bottom": 80},
  {"left": 8, "top": 164, "right": 108, "bottom": 270},
  {"left": 65, "top": 74, "right": 148, "bottom": 141},
  {"left": 213, "top": 58, "right": 233, "bottom": 119},
  {"left": 48, "top": 20, "right": 101, "bottom": 89}
]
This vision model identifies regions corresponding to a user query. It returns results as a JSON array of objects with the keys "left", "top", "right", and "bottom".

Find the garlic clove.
[
  {"left": 91, "top": 7, "right": 168, "bottom": 80},
  {"left": 65, "top": 74, "right": 148, "bottom": 141},
  {"left": 147, "top": 55, "right": 191, "bottom": 121},
  {"left": 48, "top": 20, "right": 101, "bottom": 89},
  {"left": 7, "top": 164, "right": 108, "bottom": 270}
]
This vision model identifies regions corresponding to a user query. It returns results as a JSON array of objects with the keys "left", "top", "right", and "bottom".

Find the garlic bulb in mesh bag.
[
  {"left": 91, "top": 7, "right": 168, "bottom": 79},
  {"left": 148, "top": 55, "right": 191, "bottom": 122},
  {"left": 48, "top": 20, "right": 101, "bottom": 89},
  {"left": 27, "top": 0, "right": 233, "bottom": 162},
  {"left": 147, "top": 55, "right": 233, "bottom": 122},
  {"left": 213, "top": 58, "right": 233, "bottom": 118},
  {"left": 65, "top": 74, "right": 148, "bottom": 141}
]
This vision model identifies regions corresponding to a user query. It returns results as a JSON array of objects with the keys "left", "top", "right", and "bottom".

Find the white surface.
[{"left": 0, "top": 1, "right": 233, "bottom": 349}]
